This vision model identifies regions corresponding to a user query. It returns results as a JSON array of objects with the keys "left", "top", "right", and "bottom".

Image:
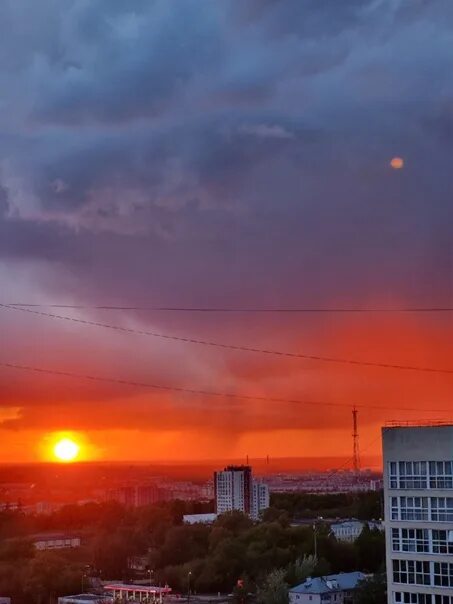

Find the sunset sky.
[{"left": 0, "top": 0, "right": 452, "bottom": 464}]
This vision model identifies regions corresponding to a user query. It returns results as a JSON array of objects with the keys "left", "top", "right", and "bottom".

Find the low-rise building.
[
  {"left": 330, "top": 519, "right": 383, "bottom": 543},
  {"left": 127, "top": 555, "right": 149, "bottom": 572},
  {"left": 58, "top": 595, "right": 111, "bottom": 604},
  {"left": 288, "top": 572, "right": 366, "bottom": 604},
  {"left": 104, "top": 584, "right": 171, "bottom": 602},
  {"left": 32, "top": 533, "right": 81, "bottom": 550},
  {"left": 183, "top": 513, "right": 218, "bottom": 525}
]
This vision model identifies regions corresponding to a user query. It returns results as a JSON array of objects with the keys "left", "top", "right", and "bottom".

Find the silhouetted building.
[{"left": 106, "top": 484, "right": 160, "bottom": 507}]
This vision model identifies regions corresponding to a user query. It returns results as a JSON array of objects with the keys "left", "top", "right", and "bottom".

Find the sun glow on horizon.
[{"left": 53, "top": 437, "right": 80, "bottom": 462}]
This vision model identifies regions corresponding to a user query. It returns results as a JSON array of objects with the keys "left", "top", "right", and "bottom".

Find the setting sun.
[{"left": 53, "top": 438, "right": 80, "bottom": 463}]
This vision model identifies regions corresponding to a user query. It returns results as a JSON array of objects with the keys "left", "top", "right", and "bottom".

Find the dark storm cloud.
[
  {"left": 0, "top": 0, "right": 451, "bottom": 302},
  {"left": 1, "top": 0, "right": 453, "bottom": 441},
  {"left": 33, "top": 2, "right": 225, "bottom": 124}
]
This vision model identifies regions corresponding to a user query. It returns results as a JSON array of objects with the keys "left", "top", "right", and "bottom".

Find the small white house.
[
  {"left": 58, "top": 595, "right": 111, "bottom": 604},
  {"left": 330, "top": 519, "right": 383, "bottom": 543},
  {"left": 183, "top": 513, "right": 218, "bottom": 524},
  {"left": 33, "top": 533, "right": 81, "bottom": 550},
  {"left": 288, "top": 572, "right": 366, "bottom": 604}
]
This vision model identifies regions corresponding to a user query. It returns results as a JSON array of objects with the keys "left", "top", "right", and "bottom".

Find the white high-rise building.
[
  {"left": 383, "top": 423, "right": 453, "bottom": 604},
  {"left": 214, "top": 465, "right": 269, "bottom": 520},
  {"left": 252, "top": 481, "right": 270, "bottom": 520}
]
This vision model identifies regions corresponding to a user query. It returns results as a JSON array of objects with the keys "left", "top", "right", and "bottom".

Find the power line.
[
  {"left": 5, "top": 303, "right": 453, "bottom": 313},
  {"left": 1, "top": 303, "right": 452, "bottom": 376},
  {"left": 324, "top": 433, "right": 383, "bottom": 479},
  {"left": 0, "top": 360, "right": 452, "bottom": 414}
]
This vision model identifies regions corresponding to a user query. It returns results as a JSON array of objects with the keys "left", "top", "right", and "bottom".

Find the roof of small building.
[
  {"left": 31, "top": 533, "right": 80, "bottom": 541},
  {"left": 330, "top": 520, "right": 364, "bottom": 528},
  {"left": 183, "top": 513, "right": 218, "bottom": 524},
  {"left": 104, "top": 585, "right": 171, "bottom": 594},
  {"left": 289, "top": 572, "right": 366, "bottom": 595},
  {"left": 59, "top": 595, "right": 102, "bottom": 601}
]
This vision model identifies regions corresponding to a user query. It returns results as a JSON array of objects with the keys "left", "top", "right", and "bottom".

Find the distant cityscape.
[{"left": 0, "top": 465, "right": 382, "bottom": 514}]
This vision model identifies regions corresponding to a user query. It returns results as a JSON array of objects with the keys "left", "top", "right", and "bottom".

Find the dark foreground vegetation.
[{"left": 0, "top": 492, "right": 385, "bottom": 604}]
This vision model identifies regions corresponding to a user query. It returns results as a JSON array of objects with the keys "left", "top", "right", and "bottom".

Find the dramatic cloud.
[{"left": 0, "top": 0, "right": 452, "bottom": 462}]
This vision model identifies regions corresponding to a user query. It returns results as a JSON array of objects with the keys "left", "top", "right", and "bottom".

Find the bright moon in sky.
[
  {"left": 53, "top": 438, "right": 80, "bottom": 462},
  {"left": 390, "top": 156, "right": 404, "bottom": 169}
]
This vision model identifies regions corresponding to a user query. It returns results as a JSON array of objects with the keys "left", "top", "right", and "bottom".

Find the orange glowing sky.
[
  {"left": 0, "top": 1, "right": 452, "bottom": 466},
  {"left": 1, "top": 306, "right": 452, "bottom": 466}
]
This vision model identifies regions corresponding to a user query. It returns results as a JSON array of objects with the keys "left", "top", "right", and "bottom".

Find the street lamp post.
[
  {"left": 187, "top": 571, "right": 192, "bottom": 604},
  {"left": 148, "top": 569, "right": 154, "bottom": 603},
  {"left": 313, "top": 523, "right": 317, "bottom": 559}
]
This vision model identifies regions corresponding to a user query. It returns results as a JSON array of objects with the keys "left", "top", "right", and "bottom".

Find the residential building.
[
  {"left": 58, "top": 595, "right": 110, "bottom": 604},
  {"left": 383, "top": 423, "right": 453, "bottom": 604},
  {"left": 106, "top": 484, "right": 160, "bottom": 507},
  {"left": 32, "top": 533, "right": 81, "bottom": 550},
  {"left": 183, "top": 513, "right": 218, "bottom": 524},
  {"left": 215, "top": 465, "right": 253, "bottom": 516},
  {"left": 288, "top": 571, "right": 366, "bottom": 604},
  {"left": 104, "top": 584, "right": 171, "bottom": 602},
  {"left": 214, "top": 465, "right": 269, "bottom": 520},
  {"left": 127, "top": 555, "right": 149, "bottom": 572},
  {"left": 331, "top": 519, "right": 383, "bottom": 543},
  {"left": 252, "top": 481, "right": 270, "bottom": 520}
]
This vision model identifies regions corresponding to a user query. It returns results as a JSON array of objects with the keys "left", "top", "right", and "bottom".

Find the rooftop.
[
  {"left": 60, "top": 596, "right": 104, "bottom": 601},
  {"left": 104, "top": 585, "right": 171, "bottom": 594},
  {"left": 330, "top": 520, "right": 364, "bottom": 527},
  {"left": 289, "top": 572, "right": 366, "bottom": 595},
  {"left": 183, "top": 513, "right": 218, "bottom": 524},
  {"left": 384, "top": 421, "right": 453, "bottom": 428},
  {"left": 31, "top": 533, "right": 80, "bottom": 541}
]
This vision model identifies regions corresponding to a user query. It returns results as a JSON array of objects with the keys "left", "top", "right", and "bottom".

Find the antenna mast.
[{"left": 352, "top": 406, "right": 360, "bottom": 473}]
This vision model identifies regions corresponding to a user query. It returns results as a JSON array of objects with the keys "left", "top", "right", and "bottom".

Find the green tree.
[
  {"left": 256, "top": 569, "right": 288, "bottom": 604},
  {"left": 22, "top": 551, "right": 84, "bottom": 604},
  {"left": 354, "top": 573, "right": 387, "bottom": 604},
  {"left": 214, "top": 511, "right": 254, "bottom": 534},
  {"left": 356, "top": 492, "right": 382, "bottom": 521},
  {"left": 0, "top": 537, "right": 35, "bottom": 561},
  {"left": 160, "top": 524, "right": 210, "bottom": 567},
  {"left": 286, "top": 555, "right": 316, "bottom": 586},
  {"left": 354, "top": 527, "right": 385, "bottom": 572}
]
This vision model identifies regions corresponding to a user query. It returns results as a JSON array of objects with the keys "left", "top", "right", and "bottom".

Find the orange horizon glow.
[{"left": 0, "top": 313, "right": 451, "bottom": 465}]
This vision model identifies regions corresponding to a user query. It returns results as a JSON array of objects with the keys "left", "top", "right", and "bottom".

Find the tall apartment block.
[
  {"left": 214, "top": 465, "right": 269, "bottom": 520},
  {"left": 383, "top": 423, "right": 453, "bottom": 604},
  {"left": 106, "top": 484, "right": 160, "bottom": 507},
  {"left": 252, "top": 481, "right": 270, "bottom": 520}
]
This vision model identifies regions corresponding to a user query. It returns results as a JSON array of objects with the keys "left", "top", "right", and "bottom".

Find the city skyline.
[{"left": 1, "top": 1, "right": 452, "bottom": 463}]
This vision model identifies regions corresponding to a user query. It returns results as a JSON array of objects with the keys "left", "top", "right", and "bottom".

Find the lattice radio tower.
[{"left": 352, "top": 406, "right": 361, "bottom": 473}]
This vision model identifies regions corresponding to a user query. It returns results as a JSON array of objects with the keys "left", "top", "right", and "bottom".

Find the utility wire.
[
  {"left": 5, "top": 304, "right": 453, "bottom": 313},
  {"left": 0, "top": 360, "right": 452, "bottom": 414},
  {"left": 1, "top": 303, "right": 452, "bottom": 376},
  {"left": 323, "top": 434, "right": 384, "bottom": 480}
]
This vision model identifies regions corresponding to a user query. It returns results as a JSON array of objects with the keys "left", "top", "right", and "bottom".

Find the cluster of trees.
[
  {"left": 269, "top": 491, "right": 382, "bottom": 521},
  {"left": 0, "top": 493, "right": 385, "bottom": 604}
]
